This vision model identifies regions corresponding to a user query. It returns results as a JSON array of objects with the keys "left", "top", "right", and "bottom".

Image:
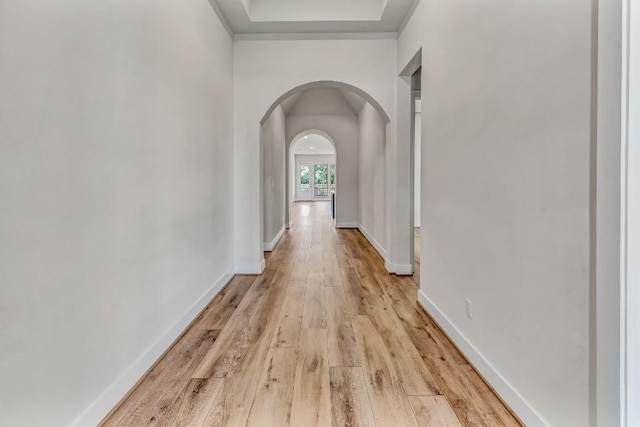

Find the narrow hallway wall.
[
  {"left": 359, "top": 103, "right": 388, "bottom": 256},
  {"left": 399, "top": 1, "right": 593, "bottom": 425},
  {"left": 262, "top": 105, "right": 287, "bottom": 247},
  {"left": 0, "top": 1, "right": 234, "bottom": 425}
]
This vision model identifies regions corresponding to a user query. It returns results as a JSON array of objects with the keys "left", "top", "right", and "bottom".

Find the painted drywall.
[
  {"left": 262, "top": 105, "right": 287, "bottom": 246},
  {"left": 286, "top": 115, "right": 360, "bottom": 226},
  {"left": 233, "top": 38, "right": 398, "bottom": 270},
  {"left": 293, "top": 154, "right": 336, "bottom": 201},
  {"left": 359, "top": 103, "right": 387, "bottom": 254},
  {"left": 626, "top": 0, "right": 640, "bottom": 422},
  {"left": 595, "top": 0, "right": 623, "bottom": 423},
  {"left": 288, "top": 87, "right": 359, "bottom": 116},
  {"left": 0, "top": 0, "right": 234, "bottom": 425},
  {"left": 399, "top": 1, "right": 592, "bottom": 425}
]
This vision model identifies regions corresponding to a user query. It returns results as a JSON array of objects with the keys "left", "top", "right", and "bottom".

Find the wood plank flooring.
[
  {"left": 101, "top": 201, "right": 521, "bottom": 427},
  {"left": 412, "top": 227, "right": 421, "bottom": 287}
]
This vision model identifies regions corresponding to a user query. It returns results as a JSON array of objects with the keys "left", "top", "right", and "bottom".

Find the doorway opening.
[
  {"left": 286, "top": 130, "right": 338, "bottom": 231},
  {"left": 410, "top": 68, "right": 422, "bottom": 286},
  {"left": 260, "top": 81, "right": 390, "bottom": 261},
  {"left": 290, "top": 134, "right": 336, "bottom": 203}
]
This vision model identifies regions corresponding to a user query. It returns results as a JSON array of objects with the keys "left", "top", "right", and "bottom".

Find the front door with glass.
[{"left": 297, "top": 163, "right": 312, "bottom": 201}]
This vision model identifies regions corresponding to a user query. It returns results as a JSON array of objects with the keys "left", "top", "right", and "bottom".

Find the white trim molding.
[
  {"left": 384, "top": 259, "right": 395, "bottom": 274},
  {"left": 233, "top": 32, "right": 398, "bottom": 42},
  {"left": 623, "top": 0, "right": 640, "bottom": 422},
  {"left": 70, "top": 268, "right": 235, "bottom": 427},
  {"left": 418, "top": 290, "right": 549, "bottom": 427},
  {"left": 357, "top": 225, "right": 387, "bottom": 260},
  {"left": 263, "top": 224, "right": 286, "bottom": 252},
  {"left": 354, "top": 225, "right": 413, "bottom": 276},
  {"left": 383, "top": 260, "right": 413, "bottom": 275},
  {"left": 204, "top": 0, "right": 233, "bottom": 36},
  {"left": 394, "top": 264, "right": 413, "bottom": 275},
  {"left": 335, "top": 222, "right": 359, "bottom": 229},
  {"left": 235, "top": 259, "right": 266, "bottom": 275}
]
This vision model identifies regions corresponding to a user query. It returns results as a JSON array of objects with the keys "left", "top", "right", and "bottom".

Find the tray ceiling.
[{"left": 208, "top": 0, "right": 419, "bottom": 34}]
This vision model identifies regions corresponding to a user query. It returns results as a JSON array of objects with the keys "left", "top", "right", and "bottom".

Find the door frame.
[{"left": 622, "top": 0, "right": 639, "bottom": 422}]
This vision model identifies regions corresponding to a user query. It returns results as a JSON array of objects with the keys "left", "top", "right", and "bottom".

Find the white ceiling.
[
  {"left": 291, "top": 134, "right": 335, "bottom": 155},
  {"left": 208, "top": 0, "right": 419, "bottom": 35}
]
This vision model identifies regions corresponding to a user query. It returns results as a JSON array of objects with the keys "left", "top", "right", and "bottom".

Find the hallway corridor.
[{"left": 102, "top": 202, "right": 520, "bottom": 426}]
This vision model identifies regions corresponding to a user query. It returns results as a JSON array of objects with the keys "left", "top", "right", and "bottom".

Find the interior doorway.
[
  {"left": 289, "top": 133, "right": 337, "bottom": 225},
  {"left": 410, "top": 68, "right": 422, "bottom": 286}
]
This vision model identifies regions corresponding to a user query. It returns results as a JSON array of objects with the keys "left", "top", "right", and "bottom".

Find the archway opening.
[
  {"left": 260, "top": 81, "right": 390, "bottom": 271},
  {"left": 288, "top": 132, "right": 337, "bottom": 226}
]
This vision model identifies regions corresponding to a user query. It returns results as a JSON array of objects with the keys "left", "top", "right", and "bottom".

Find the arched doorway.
[
  {"left": 287, "top": 131, "right": 337, "bottom": 228},
  {"left": 259, "top": 81, "right": 392, "bottom": 275}
]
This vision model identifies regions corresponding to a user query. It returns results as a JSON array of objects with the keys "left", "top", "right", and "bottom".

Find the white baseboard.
[
  {"left": 394, "top": 264, "right": 413, "bottom": 275},
  {"left": 335, "top": 222, "right": 359, "bottom": 229},
  {"left": 385, "top": 259, "right": 395, "bottom": 273},
  {"left": 70, "top": 267, "right": 235, "bottom": 427},
  {"left": 417, "top": 290, "right": 549, "bottom": 427},
  {"left": 384, "top": 260, "right": 412, "bottom": 275},
  {"left": 356, "top": 225, "right": 410, "bottom": 276},
  {"left": 235, "top": 259, "right": 266, "bottom": 275},
  {"left": 263, "top": 224, "right": 286, "bottom": 252},
  {"left": 357, "top": 225, "right": 387, "bottom": 260}
]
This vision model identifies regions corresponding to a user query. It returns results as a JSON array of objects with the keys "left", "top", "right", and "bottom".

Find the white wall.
[
  {"left": 233, "top": 38, "right": 397, "bottom": 271},
  {"left": 0, "top": 1, "right": 234, "bottom": 425},
  {"left": 595, "top": 0, "right": 624, "bottom": 424},
  {"left": 288, "top": 88, "right": 358, "bottom": 116},
  {"left": 626, "top": 0, "right": 640, "bottom": 422},
  {"left": 359, "top": 103, "right": 388, "bottom": 255},
  {"left": 293, "top": 154, "right": 336, "bottom": 201},
  {"left": 287, "top": 115, "right": 360, "bottom": 227},
  {"left": 262, "top": 105, "right": 287, "bottom": 245},
  {"left": 399, "top": 1, "right": 592, "bottom": 426}
]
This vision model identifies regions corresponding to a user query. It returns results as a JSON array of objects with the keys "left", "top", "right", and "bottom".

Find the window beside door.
[{"left": 314, "top": 164, "right": 329, "bottom": 197}]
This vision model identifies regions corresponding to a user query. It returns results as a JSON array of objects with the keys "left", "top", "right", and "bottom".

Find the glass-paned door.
[
  {"left": 330, "top": 164, "right": 336, "bottom": 193},
  {"left": 298, "top": 163, "right": 312, "bottom": 201},
  {"left": 314, "top": 164, "right": 329, "bottom": 198}
]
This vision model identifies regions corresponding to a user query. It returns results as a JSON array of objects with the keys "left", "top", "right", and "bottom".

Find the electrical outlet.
[{"left": 465, "top": 299, "right": 473, "bottom": 319}]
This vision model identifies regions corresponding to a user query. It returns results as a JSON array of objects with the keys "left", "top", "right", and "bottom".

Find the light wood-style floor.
[
  {"left": 102, "top": 202, "right": 521, "bottom": 427},
  {"left": 412, "top": 227, "right": 421, "bottom": 287}
]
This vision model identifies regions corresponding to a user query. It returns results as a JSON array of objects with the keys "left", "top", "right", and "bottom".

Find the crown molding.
[{"left": 233, "top": 32, "right": 398, "bottom": 42}]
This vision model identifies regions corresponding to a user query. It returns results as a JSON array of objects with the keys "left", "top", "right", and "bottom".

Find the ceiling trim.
[
  {"left": 207, "top": 0, "right": 234, "bottom": 36},
  {"left": 398, "top": 0, "right": 421, "bottom": 35},
  {"left": 233, "top": 32, "right": 398, "bottom": 41}
]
